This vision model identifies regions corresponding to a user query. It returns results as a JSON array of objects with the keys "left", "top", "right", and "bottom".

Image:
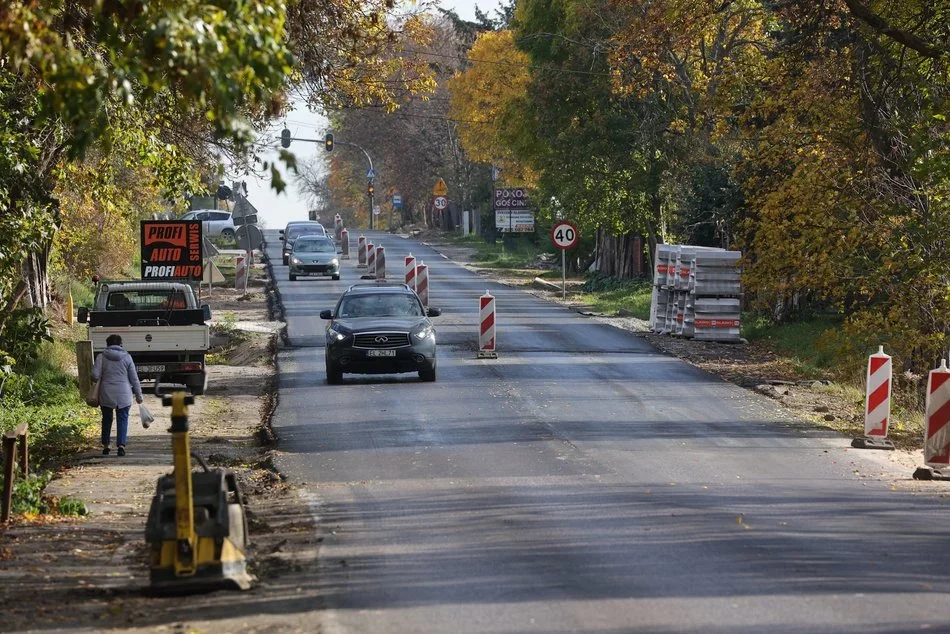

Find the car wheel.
[
  {"left": 419, "top": 363, "right": 436, "bottom": 382},
  {"left": 332, "top": 274, "right": 340, "bottom": 281},
  {"left": 221, "top": 229, "right": 235, "bottom": 240},
  {"left": 289, "top": 273, "right": 297, "bottom": 281},
  {"left": 326, "top": 360, "right": 343, "bottom": 384}
]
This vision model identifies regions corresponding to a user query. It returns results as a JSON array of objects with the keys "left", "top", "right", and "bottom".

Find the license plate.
[
  {"left": 138, "top": 364, "right": 166, "bottom": 374},
  {"left": 367, "top": 350, "right": 396, "bottom": 358}
]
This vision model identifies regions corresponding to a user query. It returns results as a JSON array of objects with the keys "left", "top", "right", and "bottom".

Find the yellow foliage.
[{"left": 448, "top": 30, "right": 537, "bottom": 186}]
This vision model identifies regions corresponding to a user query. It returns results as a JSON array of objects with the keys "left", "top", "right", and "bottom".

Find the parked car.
[
  {"left": 179, "top": 209, "right": 235, "bottom": 239},
  {"left": 77, "top": 281, "right": 211, "bottom": 395},
  {"left": 281, "top": 221, "right": 329, "bottom": 265},
  {"left": 288, "top": 235, "right": 341, "bottom": 281},
  {"left": 320, "top": 282, "right": 441, "bottom": 384}
]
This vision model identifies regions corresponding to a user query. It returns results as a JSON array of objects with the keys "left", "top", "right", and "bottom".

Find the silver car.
[{"left": 288, "top": 235, "right": 341, "bottom": 281}]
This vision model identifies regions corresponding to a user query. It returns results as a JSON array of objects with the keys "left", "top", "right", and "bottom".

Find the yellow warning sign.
[{"left": 433, "top": 178, "right": 448, "bottom": 197}]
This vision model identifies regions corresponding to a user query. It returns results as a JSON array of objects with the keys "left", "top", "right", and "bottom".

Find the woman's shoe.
[
  {"left": 117, "top": 446, "right": 126, "bottom": 457},
  {"left": 102, "top": 447, "right": 110, "bottom": 455}
]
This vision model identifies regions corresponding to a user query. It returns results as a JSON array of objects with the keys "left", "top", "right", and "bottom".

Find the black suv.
[{"left": 321, "top": 283, "right": 441, "bottom": 384}]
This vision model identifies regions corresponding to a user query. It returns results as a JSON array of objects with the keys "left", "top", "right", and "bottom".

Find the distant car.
[
  {"left": 281, "top": 221, "right": 329, "bottom": 265},
  {"left": 179, "top": 209, "right": 235, "bottom": 239},
  {"left": 288, "top": 235, "right": 341, "bottom": 282},
  {"left": 320, "top": 283, "right": 441, "bottom": 384}
]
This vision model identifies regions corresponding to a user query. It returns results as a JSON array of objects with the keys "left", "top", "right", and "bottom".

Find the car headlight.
[
  {"left": 330, "top": 258, "right": 339, "bottom": 266},
  {"left": 291, "top": 256, "right": 302, "bottom": 265},
  {"left": 411, "top": 324, "right": 434, "bottom": 340},
  {"left": 327, "top": 324, "right": 350, "bottom": 342}
]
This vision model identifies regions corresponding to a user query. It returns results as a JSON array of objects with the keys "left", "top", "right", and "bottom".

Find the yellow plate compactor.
[{"left": 145, "top": 392, "right": 253, "bottom": 592}]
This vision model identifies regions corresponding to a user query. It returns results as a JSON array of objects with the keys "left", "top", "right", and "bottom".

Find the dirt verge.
[{"left": 0, "top": 254, "right": 321, "bottom": 633}]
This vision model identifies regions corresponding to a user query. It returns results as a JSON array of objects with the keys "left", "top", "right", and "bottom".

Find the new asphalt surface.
[{"left": 268, "top": 230, "right": 950, "bottom": 634}]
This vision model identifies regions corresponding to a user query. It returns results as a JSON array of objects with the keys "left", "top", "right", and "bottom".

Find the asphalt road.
[{"left": 268, "top": 230, "right": 950, "bottom": 634}]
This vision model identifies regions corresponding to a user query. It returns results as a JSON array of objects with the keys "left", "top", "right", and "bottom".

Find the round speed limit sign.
[
  {"left": 434, "top": 196, "right": 448, "bottom": 210},
  {"left": 551, "top": 221, "right": 579, "bottom": 250}
]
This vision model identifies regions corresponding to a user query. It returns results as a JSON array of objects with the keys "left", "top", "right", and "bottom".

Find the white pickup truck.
[{"left": 77, "top": 281, "right": 211, "bottom": 395}]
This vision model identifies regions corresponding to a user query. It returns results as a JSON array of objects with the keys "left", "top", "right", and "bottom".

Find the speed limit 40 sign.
[{"left": 551, "top": 221, "right": 579, "bottom": 250}]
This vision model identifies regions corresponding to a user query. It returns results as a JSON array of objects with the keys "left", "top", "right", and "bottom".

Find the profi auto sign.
[{"left": 140, "top": 220, "right": 203, "bottom": 280}]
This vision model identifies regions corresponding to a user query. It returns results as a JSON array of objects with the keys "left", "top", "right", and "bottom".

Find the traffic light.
[
  {"left": 280, "top": 128, "right": 291, "bottom": 148},
  {"left": 367, "top": 182, "right": 374, "bottom": 195},
  {"left": 325, "top": 133, "right": 334, "bottom": 152}
]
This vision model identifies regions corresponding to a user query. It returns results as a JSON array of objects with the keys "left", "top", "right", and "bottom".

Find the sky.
[{"left": 235, "top": 0, "right": 504, "bottom": 230}]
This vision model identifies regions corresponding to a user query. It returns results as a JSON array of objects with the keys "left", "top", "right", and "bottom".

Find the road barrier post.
[
  {"left": 478, "top": 290, "right": 498, "bottom": 359},
  {"left": 365, "top": 242, "right": 376, "bottom": 279},
  {"left": 358, "top": 235, "right": 367, "bottom": 268},
  {"left": 341, "top": 229, "right": 350, "bottom": 260},
  {"left": 852, "top": 346, "right": 895, "bottom": 450},
  {"left": 416, "top": 261, "right": 429, "bottom": 310},
  {"left": 405, "top": 253, "right": 417, "bottom": 291},
  {"left": 914, "top": 358, "right": 950, "bottom": 480},
  {"left": 334, "top": 214, "right": 343, "bottom": 241},
  {"left": 375, "top": 245, "right": 386, "bottom": 280},
  {"left": 235, "top": 255, "right": 248, "bottom": 292}
]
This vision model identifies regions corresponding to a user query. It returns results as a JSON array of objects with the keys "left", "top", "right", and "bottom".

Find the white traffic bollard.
[
  {"left": 478, "top": 290, "right": 497, "bottom": 359},
  {"left": 405, "top": 253, "right": 417, "bottom": 291},
  {"left": 375, "top": 245, "right": 386, "bottom": 280},
  {"left": 852, "top": 346, "right": 894, "bottom": 449},
  {"left": 416, "top": 261, "right": 429, "bottom": 309},
  {"left": 358, "top": 235, "right": 367, "bottom": 268},
  {"left": 341, "top": 228, "right": 350, "bottom": 260},
  {"left": 334, "top": 214, "right": 343, "bottom": 240}
]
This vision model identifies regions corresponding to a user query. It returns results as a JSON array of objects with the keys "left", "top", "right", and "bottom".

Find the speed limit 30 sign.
[{"left": 551, "top": 221, "right": 579, "bottom": 250}]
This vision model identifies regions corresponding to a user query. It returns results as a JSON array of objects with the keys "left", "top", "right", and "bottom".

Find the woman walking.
[{"left": 91, "top": 334, "right": 144, "bottom": 456}]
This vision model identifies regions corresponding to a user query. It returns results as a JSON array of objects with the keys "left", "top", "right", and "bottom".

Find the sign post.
[{"left": 551, "top": 221, "right": 579, "bottom": 299}]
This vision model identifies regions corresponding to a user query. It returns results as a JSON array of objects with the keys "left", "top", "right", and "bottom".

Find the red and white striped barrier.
[
  {"left": 340, "top": 228, "right": 350, "bottom": 259},
  {"left": 865, "top": 346, "right": 892, "bottom": 437},
  {"left": 478, "top": 290, "right": 497, "bottom": 359},
  {"left": 375, "top": 245, "right": 386, "bottom": 280},
  {"left": 366, "top": 242, "right": 376, "bottom": 275},
  {"left": 235, "top": 255, "right": 248, "bottom": 291},
  {"left": 357, "top": 235, "right": 367, "bottom": 268},
  {"left": 334, "top": 214, "right": 343, "bottom": 240},
  {"left": 416, "top": 261, "right": 429, "bottom": 309},
  {"left": 405, "top": 253, "right": 417, "bottom": 290},
  {"left": 924, "top": 359, "right": 950, "bottom": 469},
  {"left": 852, "top": 346, "right": 895, "bottom": 450}
]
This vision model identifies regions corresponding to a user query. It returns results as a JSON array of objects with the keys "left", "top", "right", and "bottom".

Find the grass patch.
[
  {"left": 742, "top": 315, "right": 841, "bottom": 377},
  {"left": 573, "top": 275, "right": 654, "bottom": 319}
]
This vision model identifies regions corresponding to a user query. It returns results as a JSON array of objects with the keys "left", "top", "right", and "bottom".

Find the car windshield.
[
  {"left": 337, "top": 293, "right": 424, "bottom": 318},
  {"left": 294, "top": 238, "right": 335, "bottom": 253},
  {"left": 287, "top": 225, "right": 324, "bottom": 240}
]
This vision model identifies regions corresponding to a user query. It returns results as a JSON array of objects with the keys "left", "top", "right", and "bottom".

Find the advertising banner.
[
  {"left": 140, "top": 220, "right": 203, "bottom": 280},
  {"left": 495, "top": 210, "right": 536, "bottom": 233}
]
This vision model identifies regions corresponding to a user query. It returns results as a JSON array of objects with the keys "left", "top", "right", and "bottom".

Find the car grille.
[
  {"left": 301, "top": 265, "right": 330, "bottom": 272},
  {"left": 353, "top": 332, "right": 411, "bottom": 349}
]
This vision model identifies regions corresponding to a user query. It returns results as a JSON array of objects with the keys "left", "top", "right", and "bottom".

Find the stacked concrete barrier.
[
  {"left": 650, "top": 244, "right": 743, "bottom": 342},
  {"left": 692, "top": 250, "right": 742, "bottom": 342}
]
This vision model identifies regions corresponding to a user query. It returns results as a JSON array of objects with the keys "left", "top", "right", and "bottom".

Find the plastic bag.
[{"left": 139, "top": 403, "right": 155, "bottom": 429}]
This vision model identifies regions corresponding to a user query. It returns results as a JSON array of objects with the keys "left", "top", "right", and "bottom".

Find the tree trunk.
[
  {"left": 21, "top": 246, "right": 51, "bottom": 311},
  {"left": 592, "top": 229, "right": 647, "bottom": 278}
]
